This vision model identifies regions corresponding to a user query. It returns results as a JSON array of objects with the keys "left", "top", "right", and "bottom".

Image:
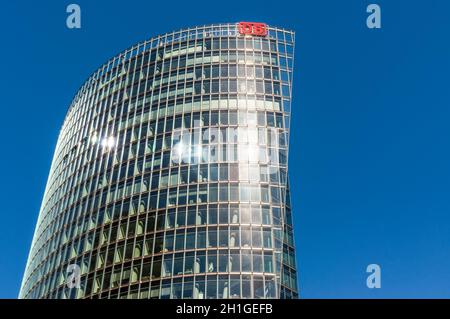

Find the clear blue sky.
[{"left": 1, "top": 0, "right": 449, "bottom": 298}]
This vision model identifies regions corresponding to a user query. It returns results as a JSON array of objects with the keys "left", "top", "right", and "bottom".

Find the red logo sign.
[{"left": 238, "top": 22, "right": 267, "bottom": 36}]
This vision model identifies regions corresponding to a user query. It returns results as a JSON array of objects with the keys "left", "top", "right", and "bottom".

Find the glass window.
[
  {"left": 185, "top": 229, "right": 196, "bottom": 249},
  {"left": 219, "top": 227, "right": 228, "bottom": 247},
  {"left": 197, "top": 229, "right": 206, "bottom": 249},
  {"left": 241, "top": 251, "right": 251, "bottom": 272},
  {"left": 184, "top": 253, "right": 195, "bottom": 274},
  {"left": 207, "top": 276, "right": 217, "bottom": 299},
  {"left": 173, "top": 254, "right": 184, "bottom": 275},
  {"left": 175, "top": 229, "right": 185, "bottom": 250},
  {"left": 218, "top": 251, "right": 229, "bottom": 272},
  {"left": 254, "top": 276, "right": 264, "bottom": 298},
  {"left": 207, "top": 251, "right": 217, "bottom": 273},
  {"left": 230, "top": 276, "right": 240, "bottom": 298},
  {"left": 208, "top": 229, "right": 217, "bottom": 248},
  {"left": 252, "top": 228, "right": 262, "bottom": 247}
]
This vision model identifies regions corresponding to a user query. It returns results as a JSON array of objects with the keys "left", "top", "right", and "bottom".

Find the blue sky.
[{"left": 1, "top": 0, "right": 450, "bottom": 298}]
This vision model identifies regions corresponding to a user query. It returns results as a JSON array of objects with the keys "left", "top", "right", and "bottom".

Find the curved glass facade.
[{"left": 20, "top": 23, "right": 298, "bottom": 299}]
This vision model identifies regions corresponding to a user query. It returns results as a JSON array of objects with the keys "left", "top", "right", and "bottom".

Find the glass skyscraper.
[{"left": 20, "top": 22, "right": 298, "bottom": 299}]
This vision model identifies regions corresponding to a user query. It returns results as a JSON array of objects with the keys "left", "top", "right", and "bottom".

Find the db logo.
[{"left": 238, "top": 22, "right": 267, "bottom": 36}]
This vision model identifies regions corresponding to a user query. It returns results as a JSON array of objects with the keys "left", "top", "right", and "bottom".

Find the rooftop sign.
[{"left": 238, "top": 22, "right": 267, "bottom": 36}]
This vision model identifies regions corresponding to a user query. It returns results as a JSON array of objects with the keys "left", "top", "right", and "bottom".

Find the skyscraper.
[{"left": 20, "top": 22, "right": 298, "bottom": 299}]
